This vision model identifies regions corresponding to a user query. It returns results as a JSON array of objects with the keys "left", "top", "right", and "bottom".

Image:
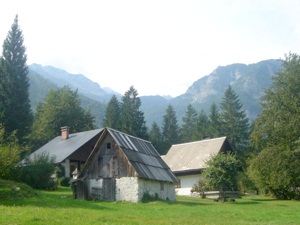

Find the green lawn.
[{"left": 0, "top": 185, "right": 300, "bottom": 225}]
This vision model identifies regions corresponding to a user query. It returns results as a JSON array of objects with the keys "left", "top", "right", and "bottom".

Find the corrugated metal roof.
[
  {"left": 107, "top": 128, "right": 177, "bottom": 183},
  {"left": 28, "top": 129, "right": 103, "bottom": 163},
  {"left": 163, "top": 137, "right": 230, "bottom": 173},
  {"left": 96, "top": 128, "right": 177, "bottom": 182}
]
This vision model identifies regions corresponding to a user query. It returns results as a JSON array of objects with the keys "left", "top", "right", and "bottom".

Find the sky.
[{"left": 1, "top": 0, "right": 300, "bottom": 96}]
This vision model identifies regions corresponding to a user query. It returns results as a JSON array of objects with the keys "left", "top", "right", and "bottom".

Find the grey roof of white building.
[
  {"left": 162, "top": 137, "right": 231, "bottom": 173},
  {"left": 27, "top": 129, "right": 103, "bottom": 163}
]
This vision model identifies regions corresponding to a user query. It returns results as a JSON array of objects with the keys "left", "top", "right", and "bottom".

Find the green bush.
[
  {"left": 203, "top": 153, "right": 240, "bottom": 191},
  {"left": 248, "top": 145, "right": 300, "bottom": 199},
  {"left": 0, "top": 126, "right": 20, "bottom": 179},
  {"left": 17, "top": 153, "right": 58, "bottom": 190},
  {"left": 60, "top": 177, "right": 71, "bottom": 187}
]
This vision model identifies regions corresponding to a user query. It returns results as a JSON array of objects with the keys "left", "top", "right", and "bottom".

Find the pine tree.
[
  {"left": 220, "top": 86, "right": 249, "bottom": 156},
  {"left": 103, "top": 95, "right": 121, "bottom": 129},
  {"left": 162, "top": 105, "right": 179, "bottom": 154},
  {"left": 30, "top": 87, "right": 95, "bottom": 148},
  {"left": 180, "top": 104, "right": 198, "bottom": 142},
  {"left": 196, "top": 110, "right": 210, "bottom": 139},
  {"left": 120, "top": 86, "right": 148, "bottom": 139},
  {"left": 208, "top": 103, "right": 221, "bottom": 138},
  {"left": 1, "top": 15, "right": 32, "bottom": 143},
  {"left": 252, "top": 53, "right": 300, "bottom": 150},
  {"left": 149, "top": 122, "right": 164, "bottom": 155}
]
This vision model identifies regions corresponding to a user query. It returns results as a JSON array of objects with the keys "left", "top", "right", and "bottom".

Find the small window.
[
  {"left": 176, "top": 179, "right": 181, "bottom": 188},
  {"left": 160, "top": 182, "right": 164, "bottom": 191},
  {"left": 107, "top": 143, "right": 111, "bottom": 149}
]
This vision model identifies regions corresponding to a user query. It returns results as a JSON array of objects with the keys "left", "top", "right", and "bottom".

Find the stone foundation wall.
[
  {"left": 138, "top": 179, "right": 176, "bottom": 201},
  {"left": 115, "top": 177, "right": 139, "bottom": 202}
]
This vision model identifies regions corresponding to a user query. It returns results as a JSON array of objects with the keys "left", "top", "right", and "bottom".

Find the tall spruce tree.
[
  {"left": 1, "top": 15, "right": 32, "bottom": 143},
  {"left": 181, "top": 104, "right": 198, "bottom": 142},
  {"left": 162, "top": 105, "right": 179, "bottom": 154},
  {"left": 120, "top": 86, "right": 148, "bottom": 139},
  {"left": 103, "top": 95, "right": 121, "bottom": 129},
  {"left": 208, "top": 103, "right": 221, "bottom": 138},
  {"left": 220, "top": 86, "right": 249, "bottom": 156},
  {"left": 149, "top": 122, "right": 164, "bottom": 155},
  {"left": 196, "top": 110, "right": 210, "bottom": 139}
]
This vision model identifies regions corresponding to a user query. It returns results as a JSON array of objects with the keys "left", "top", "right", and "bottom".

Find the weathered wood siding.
[{"left": 87, "top": 134, "right": 136, "bottom": 179}]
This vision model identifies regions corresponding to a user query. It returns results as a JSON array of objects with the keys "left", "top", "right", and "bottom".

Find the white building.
[{"left": 162, "top": 137, "right": 232, "bottom": 196}]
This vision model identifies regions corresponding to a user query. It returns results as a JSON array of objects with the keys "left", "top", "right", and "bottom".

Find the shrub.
[
  {"left": 248, "top": 145, "right": 300, "bottom": 199},
  {"left": 60, "top": 177, "right": 71, "bottom": 187},
  {"left": 0, "top": 126, "right": 20, "bottom": 179},
  {"left": 17, "top": 153, "right": 58, "bottom": 190},
  {"left": 203, "top": 153, "right": 240, "bottom": 191}
]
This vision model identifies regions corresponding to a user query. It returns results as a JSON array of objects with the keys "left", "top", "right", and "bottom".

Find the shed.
[
  {"left": 73, "top": 128, "right": 177, "bottom": 202},
  {"left": 27, "top": 127, "right": 103, "bottom": 177},
  {"left": 162, "top": 137, "right": 232, "bottom": 196}
]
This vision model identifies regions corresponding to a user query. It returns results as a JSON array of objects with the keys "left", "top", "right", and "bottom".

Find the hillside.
[
  {"left": 29, "top": 64, "right": 118, "bottom": 102},
  {"left": 28, "top": 59, "right": 283, "bottom": 128},
  {"left": 28, "top": 68, "right": 106, "bottom": 127},
  {"left": 141, "top": 59, "right": 282, "bottom": 126}
]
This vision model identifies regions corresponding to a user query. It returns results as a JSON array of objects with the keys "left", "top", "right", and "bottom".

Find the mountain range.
[{"left": 28, "top": 59, "right": 283, "bottom": 128}]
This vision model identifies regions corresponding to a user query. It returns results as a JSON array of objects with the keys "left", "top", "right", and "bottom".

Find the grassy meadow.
[{"left": 0, "top": 182, "right": 299, "bottom": 225}]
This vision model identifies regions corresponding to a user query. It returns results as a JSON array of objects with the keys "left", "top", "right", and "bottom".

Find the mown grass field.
[{"left": 0, "top": 182, "right": 300, "bottom": 225}]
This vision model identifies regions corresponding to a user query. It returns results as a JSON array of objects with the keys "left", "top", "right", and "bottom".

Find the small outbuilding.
[
  {"left": 73, "top": 128, "right": 177, "bottom": 202},
  {"left": 162, "top": 137, "right": 232, "bottom": 196},
  {"left": 27, "top": 127, "right": 103, "bottom": 177}
]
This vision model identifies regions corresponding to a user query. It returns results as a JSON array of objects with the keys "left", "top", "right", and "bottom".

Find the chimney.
[{"left": 61, "top": 126, "right": 69, "bottom": 140}]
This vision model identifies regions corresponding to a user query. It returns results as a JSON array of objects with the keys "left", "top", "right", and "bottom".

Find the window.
[
  {"left": 176, "top": 179, "right": 181, "bottom": 188},
  {"left": 107, "top": 143, "right": 111, "bottom": 149},
  {"left": 160, "top": 182, "right": 164, "bottom": 191}
]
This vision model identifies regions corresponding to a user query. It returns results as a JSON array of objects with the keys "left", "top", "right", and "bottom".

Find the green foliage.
[
  {"left": 196, "top": 110, "right": 210, "bottom": 139},
  {"left": 17, "top": 153, "right": 57, "bottom": 190},
  {"left": 103, "top": 95, "right": 121, "bottom": 129},
  {"left": 120, "top": 86, "right": 148, "bottom": 139},
  {"left": 60, "top": 177, "right": 71, "bottom": 187},
  {"left": 251, "top": 53, "right": 300, "bottom": 150},
  {"left": 248, "top": 145, "right": 300, "bottom": 199},
  {"left": 203, "top": 153, "right": 240, "bottom": 191},
  {"left": 30, "top": 87, "right": 95, "bottom": 148},
  {"left": 180, "top": 104, "right": 198, "bottom": 142},
  {"left": 220, "top": 86, "right": 250, "bottom": 157},
  {"left": 0, "top": 126, "right": 20, "bottom": 179},
  {"left": 149, "top": 122, "right": 164, "bottom": 155},
  {"left": 162, "top": 105, "right": 180, "bottom": 154},
  {"left": 249, "top": 54, "right": 300, "bottom": 200},
  {"left": 0, "top": 179, "right": 36, "bottom": 201},
  {"left": 208, "top": 103, "right": 221, "bottom": 138},
  {"left": 0, "top": 15, "right": 32, "bottom": 143}
]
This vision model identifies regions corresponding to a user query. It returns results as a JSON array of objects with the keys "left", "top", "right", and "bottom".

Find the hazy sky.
[{"left": 1, "top": 0, "right": 300, "bottom": 96}]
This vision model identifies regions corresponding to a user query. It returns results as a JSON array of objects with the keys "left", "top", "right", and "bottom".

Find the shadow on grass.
[{"left": 0, "top": 189, "right": 111, "bottom": 211}]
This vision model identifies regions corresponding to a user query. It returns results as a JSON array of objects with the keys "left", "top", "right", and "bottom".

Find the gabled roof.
[
  {"left": 162, "top": 137, "right": 231, "bottom": 173},
  {"left": 81, "top": 128, "right": 177, "bottom": 183},
  {"left": 28, "top": 129, "right": 103, "bottom": 163}
]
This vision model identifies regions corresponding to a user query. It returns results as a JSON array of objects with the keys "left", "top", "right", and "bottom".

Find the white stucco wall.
[
  {"left": 176, "top": 174, "right": 201, "bottom": 196},
  {"left": 138, "top": 179, "right": 176, "bottom": 201},
  {"left": 85, "top": 177, "right": 176, "bottom": 202},
  {"left": 115, "top": 177, "right": 139, "bottom": 202}
]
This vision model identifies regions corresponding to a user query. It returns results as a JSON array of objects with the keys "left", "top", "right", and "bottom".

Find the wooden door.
[{"left": 102, "top": 178, "right": 116, "bottom": 201}]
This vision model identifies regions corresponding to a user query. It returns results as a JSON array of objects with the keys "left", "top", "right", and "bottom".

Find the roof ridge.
[
  {"left": 171, "top": 136, "right": 227, "bottom": 147},
  {"left": 53, "top": 128, "right": 103, "bottom": 139},
  {"left": 106, "top": 127, "right": 152, "bottom": 144}
]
